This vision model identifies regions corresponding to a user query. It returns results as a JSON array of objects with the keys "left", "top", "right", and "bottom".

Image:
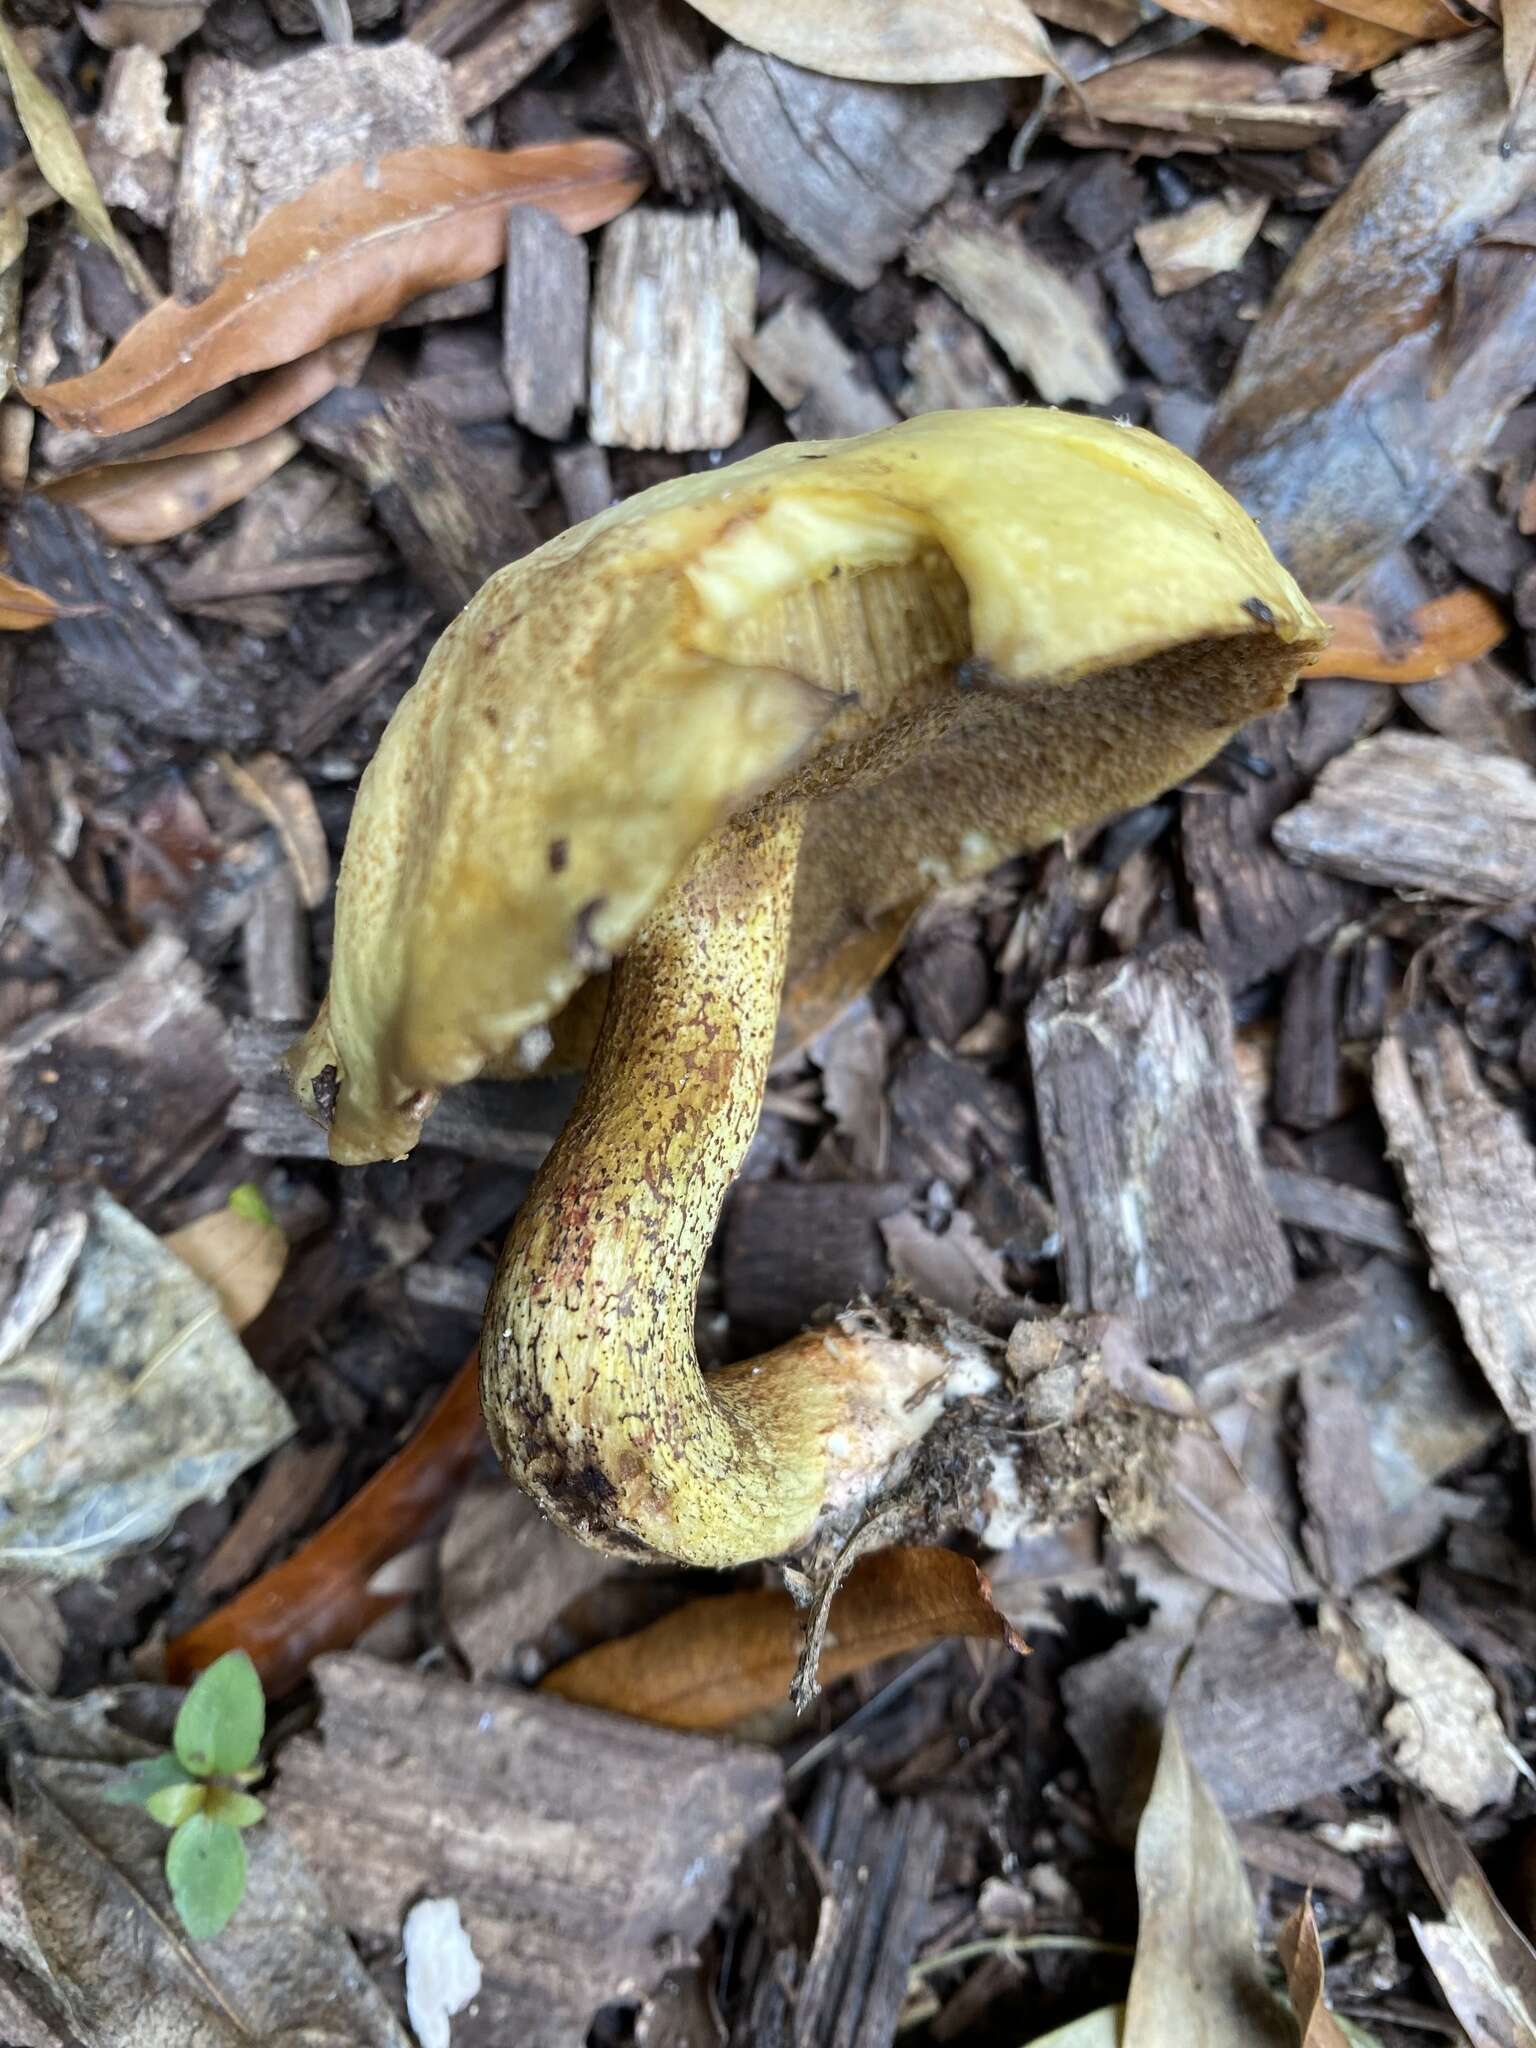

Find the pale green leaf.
[
  {"left": 165, "top": 1813, "right": 247, "bottom": 1941},
  {"left": 226, "top": 1183, "right": 276, "bottom": 1229},
  {"left": 0, "top": 17, "right": 151, "bottom": 295},
  {"left": 203, "top": 1786, "right": 265, "bottom": 1829},
  {"left": 173, "top": 1650, "right": 265, "bottom": 1777},
  {"left": 102, "top": 1752, "right": 193, "bottom": 1808},
  {"left": 146, "top": 1781, "right": 208, "bottom": 1828}
]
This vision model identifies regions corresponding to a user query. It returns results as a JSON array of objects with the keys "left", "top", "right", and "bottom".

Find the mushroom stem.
[{"left": 482, "top": 801, "right": 988, "bottom": 1567}]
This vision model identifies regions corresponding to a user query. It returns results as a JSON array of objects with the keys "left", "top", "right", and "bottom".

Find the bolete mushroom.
[{"left": 289, "top": 408, "right": 1324, "bottom": 1570}]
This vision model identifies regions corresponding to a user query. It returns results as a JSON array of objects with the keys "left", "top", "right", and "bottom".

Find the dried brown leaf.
[
  {"left": 27, "top": 140, "right": 647, "bottom": 437},
  {"left": 45, "top": 428, "right": 301, "bottom": 544},
  {"left": 218, "top": 751, "right": 331, "bottom": 908},
  {"left": 0, "top": 16, "right": 148, "bottom": 296},
  {"left": 1124, "top": 1715, "right": 1294, "bottom": 2046},
  {"left": 1403, "top": 1797, "right": 1536, "bottom": 2048},
  {"left": 144, "top": 332, "right": 377, "bottom": 463},
  {"left": 0, "top": 568, "right": 60, "bottom": 630},
  {"left": 1154, "top": 0, "right": 1423, "bottom": 65},
  {"left": 684, "top": 0, "right": 1063, "bottom": 81},
  {"left": 540, "top": 1547, "right": 1024, "bottom": 1731},
  {"left": 1070, "top": 51, "right": 1353, "bottom": 148},
  {"left": 162, "top": 1204, "right": 288, "bottom": 1335},
  {"left": 1278, "top": 1895, "right": 1352, "bottom": 2048}
]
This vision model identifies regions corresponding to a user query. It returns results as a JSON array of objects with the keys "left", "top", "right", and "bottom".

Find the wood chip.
[
  {"left": 739, "top": 299, "right": 898, "bottom": 440},
  {"left": 503, "top": 203, "right": 589, "bottom": 440},
  {"left": 610, "top": 0, "right": 715, "bottom": 200},
  {"left": 1374, "top": 1014, "right": 1536, "bottom": 1428},
  {"left": 86, "top": 47, "right": 180, "bottom": 231},
  {"left": 218, "top": 750, "right": 331, "bottom": 909},
  {"left": 172, "top": 43, "right": 463, "bottom": 301},
  {"left": 448, "top": 0, "right": 602, "bottom": 120},
  {"left": 302, "top": 389, "right": 536, "bottom": 611},
  {"left": 683, "top": 44, "right": 1007, "bottom": 289},
  {"left": 1351, "top": 1590, "right": 1517, "bottom": 1817},
  {"left": 551, "top": 439, "right": 613, "bottom": 524},
  {"left": 1183, "top": 701, "right": 1368, "bottom": 990},
  {"left": 908, "top": 209, "right": 1121, "bottom": 406},
  {"left": 0, "top": 932, "right": 232, "bottom": 1205},
  {"left": 5, "top": 498, "right": 258, "bottom": 745},
  {"left": 1063, "top": 1601, "right": 1378, "bottom": 1841},
  {"left": 899, "top": 291, "right": 1018, "bottom": 415},
  {"left": 1273, "top": 944, "right": 1346, "bottom": 1132},
  {"left": 269, "top": 1654, "right": 782, "bottom": 2045},
  {"left": 721, "top": 1181, "right": 906, "bottom": 1342},
  {"left": 1134, "top": 188, "right": 1267, "bottom": 295},
  {"left": 191, "top": 1438, "right": 347, "bottom": 1601},
  {"left": 588, "top": 206, "right": 756, "bottom": 452},
  {"left": 1274, "top": 729, "right": 1536, "bottom": 904},
  {"left": 439, "top": 1482, "right": 611, "bottom": 1680},
  {"left": 1028, "top": 938, "right": 1293, "bottom": 1356},
  {"left": 1264, "top": 1166, "right": 1421, "bottom": 1262},
  {"left": 729, "top": 1773, "right": 945, "bottom": 2048}
]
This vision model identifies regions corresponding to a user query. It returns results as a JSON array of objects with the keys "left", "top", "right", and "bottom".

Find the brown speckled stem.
[{"left": 482, "top": 803, "right": 971, "bottom": 1567}]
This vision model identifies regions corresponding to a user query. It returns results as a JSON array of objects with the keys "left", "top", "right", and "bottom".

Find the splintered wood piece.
[
  {"left": 1182, "top": 701, "right": 1368, "bottom": 990},
  {"left": 1273, "top": 944, "right": 1346, "bottom": 1132},
  {"left": 449, "top": 0, "right": 602, "bottom": 119},
  {"left": 729, "top": 1773, "right": 945, "bottom": 2048},
  {"left": 302, "top": 389, "right": 536, "bottom": 611},
  {"left": 1133, "top": 188, "right": 1267, "bottom": 296},
  {"left": 242, "top": 865, "right": 310, "bottom": 1025},
  {"left": 899, "top": 291, "right": 1018, "bottom": 415},
  {"left": 439, "top": 1482, "right": 611, "bottom": 1679},
  {"left": 4, "top": 497, "right": 259, "bottom": 745},
  {"left": 610, "top": 0, "right": 716, "bottom": 199},
  {"left": 1062, "top": 1603, "right": 1377, "bottom": 1843},
  {"left": 1264, "top": 1167, "right": 1421, "bottom": 1263},
  {"left": 683, "top": 45, "right": 1007, "bottom": 289},
  {"left": 908, "top": 209, "right": 1121, "bottom": 406},
  {"left": 1027, "top": 937, "right": 1292, "bottom": 1356},
  {"left": 503, "top": 204, "right": 589, "bottom": 440},
  {"left": 1374, "top": 1015, "right": 1536, "bottom": 1429},
  {"left": 268, "top": 1655, "right": 782, "bottom": 2045},
  {"left": 0, "top": 932, "right": 232, "bottom": 1204},
  {"left": 551, "top": 440, "right": 613, "bottom": 524},
  {"left": 1273, "top": 729, "right": 1536, "bottom": 904},
  {"left": 172, "top": 44, "right": 464, "bottom": 302},
  {"left": 588, "top": 206, "right": 756, "bottom": 451},
  {"left": 740, "top": 299, "right": 898, "bottom": 440},
  {"left": 721, "top": 1181, "right": 906, "bottom": 1342},
  {"left": 87, "top": 47, "right": 180, "bottom": 231}
]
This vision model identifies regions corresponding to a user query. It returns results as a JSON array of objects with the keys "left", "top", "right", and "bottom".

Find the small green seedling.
[{"left": 106, "top": 1649, "right": 266, "bottom": 1939}]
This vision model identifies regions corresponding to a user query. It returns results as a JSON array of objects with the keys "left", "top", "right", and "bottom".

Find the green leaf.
[
  {"left": 203, "top": 1786, "right": 265, "bottom": 1829},
  {"left": 103, "top": 1753, "right": 195, "bottom": 1808},
  {"left": 146, "top": 1781, "right": 207, "bottom": 1828},
  {"left": 165, "top": 1815, "right": 247, "bottom": 1941},
  {"left": 173, "top": 1650, "right": 265, "bottom": 1777},
  {"left": 226, "top": 1183, "right": 276, "bottom": 1228}
]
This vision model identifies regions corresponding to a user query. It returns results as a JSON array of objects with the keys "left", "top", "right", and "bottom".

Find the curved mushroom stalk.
[{"left": 483, "top": 801, "right": 995, "bottom": 1566}]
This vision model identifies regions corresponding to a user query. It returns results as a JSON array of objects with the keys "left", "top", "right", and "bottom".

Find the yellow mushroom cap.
[{"left": 289, "top": 407, "right": 1324, "bottom": 1164}]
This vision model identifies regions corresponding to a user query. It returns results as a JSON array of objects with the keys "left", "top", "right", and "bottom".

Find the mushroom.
[{"left": 289, "top": 408, "right": 1324, "bottom": 1569}]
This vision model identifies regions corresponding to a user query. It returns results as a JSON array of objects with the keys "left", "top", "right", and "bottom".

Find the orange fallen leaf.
[
  {"left": 1155, "top": 0, "right": 1416, "bottom": 68},
  {"left": 142, "top": 332, "right": 377, "bottom": 463},
  {"left": 540, "top": 1546, "right": 1025, "bottom": 1731},
  {"left": 1312, "top": 588, "right": 1507, "bottom": 681},
  {"left": 45, "top": 428, "right": 301, "bottom": 544},
  {"left": 0, "top": 569, "right": 61, "bottom": 629},
  {"left": 27, "top": 139, "right": 647, "bottom": 437},
  {"left": 1277, "top": 1895, "right": 1353, "bottom": 2047},
  {"left": 166, "top": 1350, "right": 485, "bottom": 1698}
]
